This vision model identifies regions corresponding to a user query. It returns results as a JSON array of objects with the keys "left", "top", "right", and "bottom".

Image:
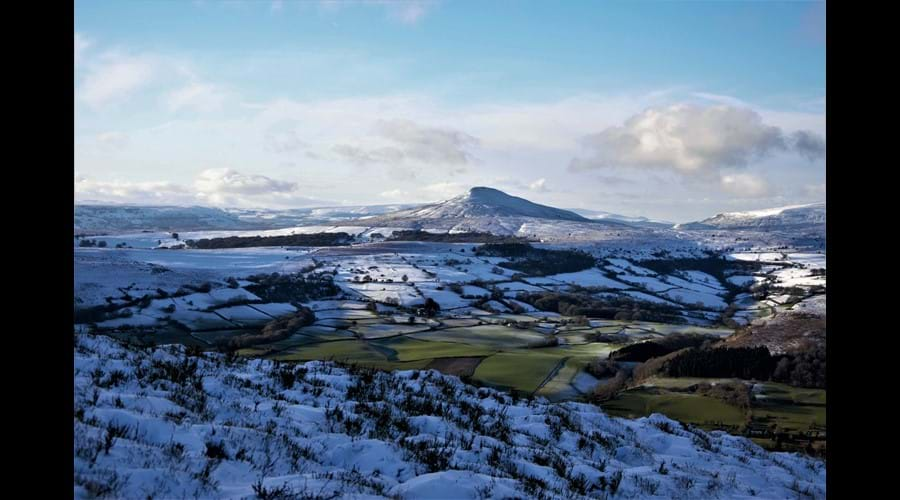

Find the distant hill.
[
  {"left": 675, "top": 203, "right": 825, "bottom": 231},
  {"left": 569, "top": 208, "right": 674, "bottom": 229},
  {"left": 74, "top": 205, "right": 252, "bottom": 233},
  {"left": 74, "top": 203, "right": 415, "bottom": 233}
]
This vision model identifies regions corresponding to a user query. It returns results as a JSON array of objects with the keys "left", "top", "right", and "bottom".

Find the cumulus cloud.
[
  {"left": 570, "top": 104, "right": 824, "bottom": 175},
  {"left": 789, "top": 130, "right": 826, "bottom": 161},
  {"left": 75, "top": 169, "right": 330, "bottom": 208},
  {"left": 194, "top": 168, "right": 297, "bottom": 196},
  {"left": 74, "top": 177, "right": 196, "bottom": 205},
  {"left": 333, "top": 119, "right": 478, "bottom": 167},
  {"left": 719, "top": 173, "right": 774, "bottom": 198},
  {"left": 529, "top": 178, "right": 548, "bottom": 192},
  {"left": 332, "top": 144, "right": 405, "bottom": 166}
]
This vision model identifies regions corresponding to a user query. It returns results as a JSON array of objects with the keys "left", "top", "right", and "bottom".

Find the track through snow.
[{"left": 74, "top": 334, "right": 825, "bottom": 499}]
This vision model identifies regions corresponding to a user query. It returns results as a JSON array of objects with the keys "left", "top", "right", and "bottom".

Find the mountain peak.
[
  {"left": 404, "top": 186, "right": 591, "bottom": 222},
  {"left": 466, "top": 186, "right": 504, "bottom": 198}
]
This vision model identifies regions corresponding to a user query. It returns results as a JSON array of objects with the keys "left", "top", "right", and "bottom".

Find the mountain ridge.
[{"left": 675, "top": 202, "right": 825, "bottom": 231}]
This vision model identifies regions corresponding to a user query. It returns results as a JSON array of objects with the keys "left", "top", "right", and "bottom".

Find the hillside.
[
  {"left": 675, "top": 203, "right": 825, "bottom": 231},
  {"left": 74, "top": 334, "right": 826, "bottom": 499},
  {"left": 74, "top": 204, "right": 416, "bottom": 234}
]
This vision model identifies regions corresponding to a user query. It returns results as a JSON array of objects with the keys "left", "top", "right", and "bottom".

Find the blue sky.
[{"left": 74, "top": 0, "right": 826, "bottom": 222}]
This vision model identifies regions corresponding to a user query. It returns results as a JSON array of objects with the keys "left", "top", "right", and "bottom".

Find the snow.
[
  {"left": 659, "top": 288, "right": 728, "bottom": 310},
  {"left": 74, "top": 334, "right": 826, "bottom": 499},
  {"left": 617, "top": 275, "right": 671, "bottom": 292},
  {"left": 494, "top": 281, "right": 546, "bottom": 292},
  {"left": 543, "top": 269, "right": 631, "bottom": 289},
  {"left": 461, "top": 285, "right": 491, "bottom": 297},
  {"left": 677, "top": 270, "right": 725, "bottom": 290},
  {"left": 247, "top": 302, "right": 297, "bottom": 318},
  {"left": 623, "top": 291, "right": 682, "bottom": 307},
  {"left": 605, "top": 259, "right": 657, "bottom": 276},
  {"left": 727, "top": 275, "right": 761, "bottom": 287}
]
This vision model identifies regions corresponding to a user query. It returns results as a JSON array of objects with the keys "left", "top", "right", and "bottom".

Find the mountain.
[
  {"left": 387, "top": 187, "right": 593, "bottom": 222},
  {"left": 75, "top": 205, "right": 252, "bottom": 233},
  {"left": 74, "top": 203, "right": 417, "bottom": 234},
  {"left": 569, "top": 208, "right": 675, "bottom": 229},
  {"left": 675, "top": 202, "right": 826, "bottom": 231},
  {"left": 358, "top": 187, "right": 646, "bottom": 240},
  {"left": 223, "top": 204, "right": 417, "bottom": 227}
]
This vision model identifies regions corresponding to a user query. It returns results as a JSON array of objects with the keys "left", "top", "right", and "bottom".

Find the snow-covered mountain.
[
  {"left": 74, "top": 204, "right": 416, "bottom": 234},
  {"left": 354, "top": 187, "right": 650, "bottom": 240},
  {"left": 383, "top": 187, "right": 593, "bottom": 222},
  {"left": 675, "top": 203, "right": 826, "bottom": 231},
  {"left": 74, "top": 334, "right": 826, "bottom": 499},
  {"left": 75, "top": 205, "right": 253, "bottom": 233},
  {"left": 224, "top": 204, "right": 416, "bottom": 227}
]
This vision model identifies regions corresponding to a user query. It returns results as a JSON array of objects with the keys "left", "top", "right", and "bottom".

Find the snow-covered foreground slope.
[{"left": 74, "top": 334, "right": 825, "bottom": 499}]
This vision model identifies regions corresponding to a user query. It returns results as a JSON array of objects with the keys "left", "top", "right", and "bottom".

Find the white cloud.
[
  {"left": 383, "top": 1, "right": 432, "bottom": 24},
  {"left": 265, "top": 127, "right": 307, "bottom": 154},
  {"left": 379, "top": 189, "right": 409, "bottom": 200},
  {"left": 74, "top": 177, "right": 196, "bottom": 205},
  {"left": 803, "top": 183, "right": 826, "bottom": 200},
  {"left": 789, "top": 130, "right": 826, "bottom": 161},
  {"left": 719, "top": 173, "right": 773, "bottom": 198},
  {"left": 529, "top": 178, "right": 548, "bottom": 192},
  {"left": 96, "top": 131, "right": 128, "bottom": 149},
  {"left": 333, "top": 118, "right": 478, "bottom": 167},
  {"left": 75, "top": 83, "right": 825, "bottom": 214},
  {"left": 570, "top": 104, "right": 824, "bottom": 175},
  {"left": 78, "top": 52, "right": 159, "bottom": 109},
  {"left": 75, "top": 169, "right": 329, "bottom": 208},
  {"left": 194, "top": 168, "right": 296, "bottom": 196},
  {"left": 74, "top": 33, "right": 91, "bottom": 68},
  {"left": 422, "top": 181, "right": 466, "bottom": 199},
  {"left": 163, "top": 82, "right": 228, "bottom": 113}
]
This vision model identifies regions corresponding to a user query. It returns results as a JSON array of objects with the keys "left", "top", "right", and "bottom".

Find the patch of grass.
[
  {"left": 535, "top": 357, "right": 585, "bottom": 400},
  {"left": 266, "top": 340, "right": 388, "bottom": 363},
  {"left": 601, "top": 387, "right": 746, "bottom": 428},
  {"left": 375, "top": 337, "right": 498, "bottom": 362},
  {"left": 408, "top": 324, "right": 548, "bottom": 348},
  {"left": 473, "top": 351, "right": 563, "bottom": 393},
  {"left": 752, "top": 382, "right": 826, "bottom": 431}
]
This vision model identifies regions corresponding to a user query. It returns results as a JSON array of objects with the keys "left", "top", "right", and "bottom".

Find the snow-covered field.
[{"left": 74, "top": 334, "right": 826, "bottom": 499}]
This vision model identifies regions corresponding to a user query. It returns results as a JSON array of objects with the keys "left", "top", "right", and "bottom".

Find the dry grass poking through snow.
[{"left": 74, "top": 333, "right": 825, "bottom": 499}]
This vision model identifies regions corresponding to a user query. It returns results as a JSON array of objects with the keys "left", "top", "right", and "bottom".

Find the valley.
[{"left": 74, "top": 189, "right": 826, "bottom": 459}]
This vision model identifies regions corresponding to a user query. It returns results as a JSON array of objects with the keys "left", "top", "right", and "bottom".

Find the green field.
[
  {"left": 472, "top": 351, "right": 566, "bottom": 393},
  {"left": 752, "top": 382, "right": 826, "bottom": 431},
  {"left": 601, "top": 387, "right": 747, "bottom": 427},
  {"left": 536, "top": 356, "right": 588, "bottom": 400},
  {"left": 408, "top": 324, "right": 550, "bottom": 347},
  {"left": 601, "top": 377, "right": 826, "bottom": 453},
  {"left": 374, "top": 336, "right": 498, "bottom": 361},
  {"left": 266, "top": 339, "right": 388, "bottom": 363}
]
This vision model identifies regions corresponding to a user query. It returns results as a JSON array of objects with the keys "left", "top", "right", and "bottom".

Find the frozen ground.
[{"left": 74, "top": 334, "right": 825, "bottom": 499}]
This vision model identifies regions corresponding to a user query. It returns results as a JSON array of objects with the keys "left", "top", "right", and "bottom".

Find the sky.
[{"left": 74, "top": 0, "right": 826, "bottom": 223}]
